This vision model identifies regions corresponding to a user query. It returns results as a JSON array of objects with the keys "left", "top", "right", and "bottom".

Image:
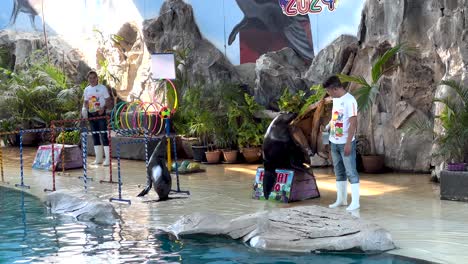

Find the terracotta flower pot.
[
  {"left": 222, "top": 150, "right": 238, "bottom": 163},
  {"left": 361, "top": 155, "right": 385, "bottom": 173},
  {"left": 205, "top": 150, "right": 221, "bottom": 164},
  {"left": 241, "top": 147, "right": 262, "bottom": 163}
]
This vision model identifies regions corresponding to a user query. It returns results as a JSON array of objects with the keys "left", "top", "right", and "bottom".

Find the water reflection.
[{"left": 1, "top": 186, "right": 438, "bottom": 263}]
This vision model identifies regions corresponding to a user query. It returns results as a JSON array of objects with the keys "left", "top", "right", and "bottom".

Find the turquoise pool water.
[{"left": 0, "top": 186, "right": 433, "bottom": 263}]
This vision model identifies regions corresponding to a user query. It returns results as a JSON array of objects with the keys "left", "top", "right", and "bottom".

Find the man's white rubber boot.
[
  {"left": 329, "top": 181, "right": 348, "bottom": 208},
  {"left": 102, "top": 146, "right": 110, "bottom": 167},
  {"left": 346, "top": 183, "right": 360, "bottom": 211},
  {"left": 92, "top": 145, "right": 103, "bottom": 165}
]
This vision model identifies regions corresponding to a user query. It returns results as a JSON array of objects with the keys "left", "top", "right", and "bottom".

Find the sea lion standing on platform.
[
  {"left": 137, "top": 138, "right": 172, "bottom": 201},
  {"left": 262, "top": 112, "right": 309, "bottom": 199}
]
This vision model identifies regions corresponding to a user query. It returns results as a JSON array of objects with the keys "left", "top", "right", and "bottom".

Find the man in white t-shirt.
[
  {"left": 82, "top": 71, "right": 111, "bottom": 166},
  {"left": 323, "top": 75, "right": 360, "bottom": 211}
]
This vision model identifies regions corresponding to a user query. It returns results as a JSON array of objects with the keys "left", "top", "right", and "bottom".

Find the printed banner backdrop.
[
  {"left": 253, "top": 168, "right": 294, "bottom": 203},
  {"left": 0, "top": 0, "right": 365, "bottom": 65}
]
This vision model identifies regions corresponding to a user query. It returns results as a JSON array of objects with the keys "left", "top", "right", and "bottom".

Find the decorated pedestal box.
[
  {"left": 252, "top": 167, "right": 320, "bottom": 203},
  {"left": 32, "top": 144, "right": 83, "bottom": 171}
]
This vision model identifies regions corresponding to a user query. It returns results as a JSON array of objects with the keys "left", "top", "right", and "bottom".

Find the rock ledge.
[
  {"left": 160, "top": 205, "right": 395, "bottom": 253},
  {"left": 45, "top": 191, "right": 121, "bottom": 225}
]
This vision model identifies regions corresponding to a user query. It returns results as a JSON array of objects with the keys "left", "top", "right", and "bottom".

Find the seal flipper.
[
  {"left": 137, "top": 183, "right": 152, "bottom": 197},
  {"left": 138, "top": 139, "right": 165, "bottom": 197},
  {"left": 228, "top": 17, "right": 249, "bottom": 45},
  {"left": 137, "top": 161, "right": 155, "bottom": 197},
  {"left": 262, "top": 163, "right": 277, "bottom": 200}
]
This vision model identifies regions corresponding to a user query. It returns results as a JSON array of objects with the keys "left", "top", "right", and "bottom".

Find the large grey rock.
[
  {"left": 96, "top": 22, "right": 150, "bottom": 100},
  {"left": 45, "top": 191, "right": 121, "bottom": 225},
  {"left": 428, "top": 1, "right": 468, "bottom": 167},
  {"left": 0, "top": 30, "right": 90, "bottom": 83},
  {"left": 142, "top": 0, "right": 240, "bottom": 93},
  {"left": 303, "top": 35, "right": 358, "bottom": 85},
  {"left": 346, "top": 0, "right": 468, "bottom": 172},
  {"left": 235, "top": 62, "right": 256, "bottom": 94},
  {"left": 160, "top": 205, "right": 395, "bottom": 253},
  {"left": 254, "top": 47, "right": 309, "bottom": 110}
]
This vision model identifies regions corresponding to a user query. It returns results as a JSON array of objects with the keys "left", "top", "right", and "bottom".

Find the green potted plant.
[
  {"left": 188, "top": 110, "right": 212, "bottom": 162},
  {"left": 171, "top": 84, "right": 206, "bottom": 161},
  {"left": 235, "top": 94, "right": 268, "bottom": 163},
  {"left": 215, "top": 120, "right": 238, "bottom": 163},
  {"left": 338, "top": 43, "right": 411, "bottom": 173},
  {"left": 0, "top": 118, "right": 19, "bottom": 146},
  {"left": 203, "top": 114, "right": 222, "bottom": 164},
  {"left": 434, "top": 80, "right": 468, "bottom": 170}
]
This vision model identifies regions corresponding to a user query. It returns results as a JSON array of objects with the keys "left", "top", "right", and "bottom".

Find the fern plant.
[
  {"left": 406, "top": 79, "right": 468, "bottom": 163},
  {"left": 435, "top": 80, "right": 468, "bottom": 162}
]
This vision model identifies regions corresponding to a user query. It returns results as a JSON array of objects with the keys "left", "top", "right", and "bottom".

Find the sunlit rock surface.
[
  {"left": 0, "top": 30, "right": 90, "bottom": 83},
  {"left": 254, "top": 47, "right": 309, "bottom": 110},
  {"left": 142, "top": 0, "right": 240, "bottom": 89},
  {"left": 303, "top": 34, "right": 359, "bottom": 85},
  {"left": 161, "top": 205, "right": 395, "bottom": 253},
  {"left": 349, "top": 0, "right": 468, "bottom": 172},
  {"left": 45, "top": 190, "right": 121, "bottom": 225}
]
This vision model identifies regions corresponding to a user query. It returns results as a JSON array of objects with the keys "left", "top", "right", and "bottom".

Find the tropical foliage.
[
  {"left": 338, "top": 43, "right": 412, "bottom": 155},
  {"left": 0, "top": 54, "right": 84, "bottom": 131},
  {"left": 435, "top": 80, "right": 468, "bottom": 162},
  {"left": 278, "top": 85, "right": 326, "bottom": 115}
]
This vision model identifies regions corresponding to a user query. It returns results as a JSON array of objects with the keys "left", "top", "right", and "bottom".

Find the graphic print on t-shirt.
[
  {"left": 328, "top": 93, "right": 357, "bottom": 144},
  {"left": 88, "top": 95, "right": 102, "bottom": 113},
  {"left": 331, "top": 109, "right": 344, "bottom": 139}
]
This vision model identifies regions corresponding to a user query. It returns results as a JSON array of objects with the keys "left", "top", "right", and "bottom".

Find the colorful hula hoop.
[{"left": 109, "top": 78, "right": 178, "bottom": 136}]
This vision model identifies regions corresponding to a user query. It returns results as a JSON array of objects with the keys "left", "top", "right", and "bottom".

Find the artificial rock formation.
[
  {"left": 160, "top": 205, "right": 395, "bottom": 253},
  {"left": 303, "top": 35, "right": 359, "bottom": 86},
  {"left": 96, "top": 22, "right": 150, "bottom": 100},
  {"left": 45, "top": 191, "right": 121, "bottom": 225},
  {"left": 343, "top": 0, "right": 467, "bottom": 172},
  {"left": 0, "top": 30, "right": 90, "bottom": 83},
  {"left": 254, "top": 47, "right": 309, "bottom": 110},
  {"left": 142, "top": 0, "right": 241, "bottom": 93}
]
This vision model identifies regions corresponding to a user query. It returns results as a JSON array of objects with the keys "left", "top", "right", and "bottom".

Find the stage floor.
[{"left": 1, "top": 146, "right": 466, "bottom": 264}]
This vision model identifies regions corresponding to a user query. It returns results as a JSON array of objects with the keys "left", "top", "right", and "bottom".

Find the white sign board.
[{"left": 151, "top": 53, "right": 176, "bottom": 80}]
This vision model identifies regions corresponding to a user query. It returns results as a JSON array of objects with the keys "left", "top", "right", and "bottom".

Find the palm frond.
[
  {"left": 42, "top": 64, "right": 68, "bottom": 89},
  {"left": 440, "top": 80, "right": 468, "bottom": 106},
  {"left": 62, "top": 111, "right": 80, "bottom": 120},
  {"left": 404, "top": 115, "right": 434, "bottom": 135},
  {"left": 30, "top": 85, "right": 52, "bottom": 94},
  {"left": 371, "top": 44, "right": 403, "bottom": 83},
  {"left": 337, "top": 74, "right": 370, "bottom": 87},
  {"left": 434, "top": 97, "right": 462, "bottom": 118},
  {"left": 352, "top": 84, "right": 379, "bottom": 113}
]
